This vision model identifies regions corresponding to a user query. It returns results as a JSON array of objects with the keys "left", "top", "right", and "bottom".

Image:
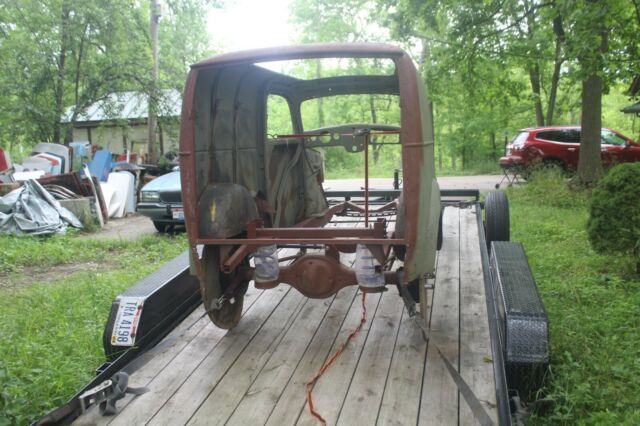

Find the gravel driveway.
[{"left": 323, "top": 174, "right": 512, "bottom": 193}]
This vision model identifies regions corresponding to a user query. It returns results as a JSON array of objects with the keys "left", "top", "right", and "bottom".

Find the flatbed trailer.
[{"left": 68, "top": 204, "right": 510, "bottom": 426}]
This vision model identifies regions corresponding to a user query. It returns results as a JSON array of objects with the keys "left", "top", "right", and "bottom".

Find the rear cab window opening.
[{"left": 263, "top": 57, "right": 402, "bottom": 183}]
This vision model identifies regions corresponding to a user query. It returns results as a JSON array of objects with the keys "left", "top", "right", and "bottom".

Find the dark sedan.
[{"left": 137, "top": 171, "right": 183, "bottom": 232}]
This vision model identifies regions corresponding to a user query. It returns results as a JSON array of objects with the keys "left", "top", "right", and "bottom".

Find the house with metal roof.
[{"left": 62, "top": 89, "right": 181, "bottom": 158}]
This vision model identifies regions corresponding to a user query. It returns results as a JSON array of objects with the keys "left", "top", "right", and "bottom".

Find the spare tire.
[{"left": 485, "top": 191, "right": 510, "bottom": 247}]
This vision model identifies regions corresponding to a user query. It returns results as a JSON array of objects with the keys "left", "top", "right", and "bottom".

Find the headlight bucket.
[{"left": 141, "top": 191, "right": 160, "bottom": 202}]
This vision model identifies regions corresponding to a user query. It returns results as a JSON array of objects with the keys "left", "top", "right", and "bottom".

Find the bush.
[{"left": 587, "top": 163, "right": 640, "bottom": 273}]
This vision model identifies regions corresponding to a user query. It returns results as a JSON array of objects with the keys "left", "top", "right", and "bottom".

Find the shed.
[{"left": 62, "top": 89, "right": 181, "bottom": 158}]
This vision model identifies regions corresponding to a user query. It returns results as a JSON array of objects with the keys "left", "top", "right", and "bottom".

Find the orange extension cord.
[{"left": 305, "top": 292, "right": 368, "bottom": 425}]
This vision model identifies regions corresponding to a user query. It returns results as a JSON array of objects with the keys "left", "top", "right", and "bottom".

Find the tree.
[
  {"left": 550, "top": 0, "right": 639, "bottom": 185},
  {"left": 0, "top": 1, "right": 152, "bottom": 144},
  {"left": 0, "top": 0, "right": 214, "bottom": 157}
]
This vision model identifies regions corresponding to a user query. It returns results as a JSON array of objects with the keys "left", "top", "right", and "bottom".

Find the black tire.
[
  {"left": 200, "top": 246, "right": 247, "bottom": 330},
  {"left": 541, "top": 159, "right": 565, "bottom": 174},
  {"left": 153, "top": 221, "right": 167, "bottom": 233},
  {"left": 484, "top": 191, "right": 510, "bottom": 247}
]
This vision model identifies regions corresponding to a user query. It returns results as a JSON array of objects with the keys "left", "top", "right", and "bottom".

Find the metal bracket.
[
  {"left": 396, "top": 272, "right": 430, "bottom": 340},
  {"left": 78, "top": 379, "right": 114, "bottom": 412}
]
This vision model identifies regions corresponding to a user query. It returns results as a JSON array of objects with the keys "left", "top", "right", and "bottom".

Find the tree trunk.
[
  {"left": 490, "top": 131, "right": 497, "bottom": 160},
  {"left": 524, "top": 2, "right": 545, "bottom": 127},
  {"left": 576, "top": 3, "right": 608, "bottom": 186},
  {"left": 148, "top": 0, "right": 159, "bottom": 164},
  {"left": 54, "top": 4, "right": 71, "bottom": 143},
  {"left": 461, "top": 145, "right": 467, "bottom": 170},
  {"left": 546, "top": 15, "right": 565, "bottom": 125},
  {"left": 576, "top": 73, "right": 603, "bottom": 185},
  {"left": 528, "top": 64, "right": 545, "bottom": 126}
]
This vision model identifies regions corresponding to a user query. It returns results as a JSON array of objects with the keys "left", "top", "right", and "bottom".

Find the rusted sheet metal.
[
  {"left": 179, "top": 43, "right": 440, "bottom": 311},
  {"left": 192, "top": 43, "right": 406, "bottom": 69},
  {"left": 198, "top": 183, "right": 258, "bottom": 238},
  {"left": 178, "top": 67, "right": 199, "bottom": 244},
  {"left": 395, "top": 54, "right": 439, "bottom": 282}
]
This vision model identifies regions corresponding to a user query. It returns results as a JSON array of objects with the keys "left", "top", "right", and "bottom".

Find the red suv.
[{"left": 500, "top": 126, "right": 640, "bottom": 171}]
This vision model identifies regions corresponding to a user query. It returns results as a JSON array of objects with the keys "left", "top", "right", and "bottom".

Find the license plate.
[
  {"left": 111, "top": 297, "right": 144, "bottom": 347},
  {"left": 172, "top": 208, "right": 184, "bottom": 220}
]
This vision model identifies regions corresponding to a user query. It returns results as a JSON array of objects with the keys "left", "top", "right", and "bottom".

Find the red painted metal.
[
  {"left": 364, "top": 132, "right": 369, "bottom": 227},
  {"left": 197, "top": 238, "right": 404, "bottom": 246},
  {"left": 293, "top": 203, "right": 347, "bottom": 228},
  {"left": 274, "top": 130, "right": 400, "bottom": 139}
]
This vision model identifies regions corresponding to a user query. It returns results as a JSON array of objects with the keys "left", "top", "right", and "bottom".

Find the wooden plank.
[
  {"left": 336, "top": 290, "right": 404, "bottom": 425},
  {"left": 458, "top": 207, "right": 498, "bottom": 425},
  {"left": 222, "top": 292, "right": 349, "bottom": 425},
  {"left": 377, "top": 212, "right": 440, "bottom": 426},
  {"left": 295, "top": 292, "right": 382, "bottom": 426},
  {"left": 187, "top": 295, "right": 325, "bottom": 425},
  {"left": 77, "top": 248, "right": 294, "bottom": 425},
  {"left": 105, "top": 288, "right": 267, "bottom": 426},
  {"left": 194, "top": 218, "right": 361, "bottom": 425},
  {"left": 145, "top": 285, "right": 298, "bottom": 426},
  {"left": 263, "top": 286, "right": 358, "bottom": 426},
  {"left": 419, "top": 206, "right": 460, "bottom": 425},
  {"left": 73, "top": 299, "right": 225, "bottom": 426},
  {"left": 376, "top": 306, "right": 428, "bottom": 426},
  {"left": 263, "top": 238, "right": 360, "bottom": 426}
]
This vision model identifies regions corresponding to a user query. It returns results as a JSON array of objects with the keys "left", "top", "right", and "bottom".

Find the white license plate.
[
  {"left": 172, "top": 208, "right": 184, "bottom": 220},
  {"left": 111, "top": 297, "right": 144, "bottom": 347}
]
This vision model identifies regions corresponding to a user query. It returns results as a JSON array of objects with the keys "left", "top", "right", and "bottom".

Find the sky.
[{"left": 207, "top": 0, "right": 294, "bottom": 52}]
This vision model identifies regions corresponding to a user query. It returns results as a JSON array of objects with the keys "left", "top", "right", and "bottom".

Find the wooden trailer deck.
[{"left": 76, "top": 206, "right": 498, "bottom": 426}]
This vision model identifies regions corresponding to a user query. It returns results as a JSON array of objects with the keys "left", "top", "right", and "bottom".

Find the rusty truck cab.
[{"left": 179, "top": 44, "right": 440, "bottom": 329}]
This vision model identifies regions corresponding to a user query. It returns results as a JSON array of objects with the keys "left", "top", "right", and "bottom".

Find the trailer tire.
[
  {"left": 200, "top": 246, "right": 247, "bottom": 330},
  {"left": 485, "top": 191, "right": 510, "bottom": 247}
]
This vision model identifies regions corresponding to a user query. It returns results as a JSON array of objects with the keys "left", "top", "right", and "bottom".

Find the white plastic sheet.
[{"left": 0, "top": 180, "right": 82, "bottom": 235}]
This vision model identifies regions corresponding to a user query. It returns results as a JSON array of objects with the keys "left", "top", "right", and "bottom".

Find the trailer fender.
[{"left": 198, "top": 183, "right": 259, "bottom": 238}]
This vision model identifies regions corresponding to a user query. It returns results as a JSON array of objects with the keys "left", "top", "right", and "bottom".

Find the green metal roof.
[{"left": 62, "top": 89, "right": 181, "bottom": 123}]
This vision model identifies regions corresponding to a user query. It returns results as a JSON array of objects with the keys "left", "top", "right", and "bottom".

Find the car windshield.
[
  {"left": 601, "top": 130, "right": 627, "bottom": 146},
  {"left": 510, "top": 132, "right": 529, "bottom": 147}
]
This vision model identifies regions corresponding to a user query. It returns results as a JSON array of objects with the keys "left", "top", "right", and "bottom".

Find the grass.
[
  {"left": 506, "top": 172, "right": 640, "bottom": 424},
  {"left": 0, "top": 232, "right": 187, "bottom": 425},
  {"left": 324, "top": 160, "right": 500, "bottom": 179}
]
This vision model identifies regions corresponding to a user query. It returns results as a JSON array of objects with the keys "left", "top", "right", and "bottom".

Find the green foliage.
[
  {"left": 587, "top": 163, "right": 640, "bottom": 269},
  {"left": 507, "top": 182, "right": 640, "bottom": 424},
  {"left": 0, "top": 233, "right": 187, "bottom": 424},
  {"left": 514, "top": 168, "right": 590, "bottom": 209},
  {"left": 0, "top": 0, "right": 213, "bottom": 152}
]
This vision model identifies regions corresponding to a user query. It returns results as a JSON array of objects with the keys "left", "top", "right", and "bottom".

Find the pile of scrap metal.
[{"left": 0, "top": 143, "right": 142, "bottom": 234}]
